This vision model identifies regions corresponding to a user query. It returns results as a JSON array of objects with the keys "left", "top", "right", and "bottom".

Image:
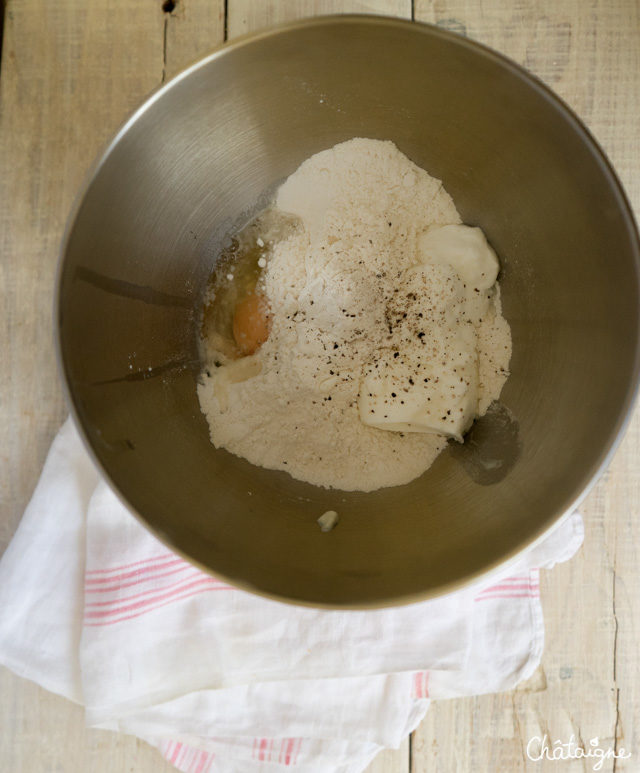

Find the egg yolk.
[{"left": 233, "top": 292, "right": 271, "bottom": 355}]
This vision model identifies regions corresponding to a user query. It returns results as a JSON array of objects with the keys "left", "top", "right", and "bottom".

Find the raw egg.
[{"left": 233, "top": 292, "right": 271, "bottom": 355}]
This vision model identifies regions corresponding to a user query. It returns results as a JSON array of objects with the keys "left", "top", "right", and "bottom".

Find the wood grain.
[
  {"left": 0, "top": 0, "right": 162, "bottom": 549},
  {"left": 163, "top": 0, "right": 225, "bottom": 79},
  {"left": 227, "top": 0, "right": 411, "bottom": 37},
  {"left": 1, "top": 1, "right": 638, "bottom": 772}
]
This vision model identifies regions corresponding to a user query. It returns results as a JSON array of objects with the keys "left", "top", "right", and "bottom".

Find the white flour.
[{"left": 198, "top": 139, "right": 511, "bottom": 491}]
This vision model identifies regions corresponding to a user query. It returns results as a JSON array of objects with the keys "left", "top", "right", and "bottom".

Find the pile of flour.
[{"left": 198, "top": 139, "right": 511, "bottom": 491}]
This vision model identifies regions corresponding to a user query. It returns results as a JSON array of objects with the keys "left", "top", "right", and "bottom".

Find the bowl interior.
[{"left": 57, "top": 17, "right": 640, "bottom": 606}]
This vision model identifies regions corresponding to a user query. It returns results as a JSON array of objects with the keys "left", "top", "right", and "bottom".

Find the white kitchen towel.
[{"left": 0, "top": 418, "right": 584, "bottom": 773}]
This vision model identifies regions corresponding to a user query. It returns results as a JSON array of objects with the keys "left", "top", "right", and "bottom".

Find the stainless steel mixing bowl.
[{"left": 56, "top": 16, "right": 640, "bottom": 607}]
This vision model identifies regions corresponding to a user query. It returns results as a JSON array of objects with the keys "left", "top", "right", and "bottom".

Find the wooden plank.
[
  {"left": 0, "top": 0, "right": 162, "bottom": 549},
  {"left": 223, "top": 7, "right": 414, "bottom": 764},
  {"left": 606, "top": 411, "right": 640, "bottom": 771},
  {"left": 164, "top": 0, "right": 225, "bottom": 79},
  {"left": 227, "top": 0, "right": 411, "bottom": 38},
  {"left": 227, "top": 7, "right": 412, "bottom": 773},
  {"left": 411, "top": 1, "right": 640, "bottom": 770},
  {"left": 0, "top": 1, "right": 222, "bottom": 771}
]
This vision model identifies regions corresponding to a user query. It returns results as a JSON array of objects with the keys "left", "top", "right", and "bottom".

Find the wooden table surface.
[{"left": 1, "top": 1, "right": 638, "bottom": 771}]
